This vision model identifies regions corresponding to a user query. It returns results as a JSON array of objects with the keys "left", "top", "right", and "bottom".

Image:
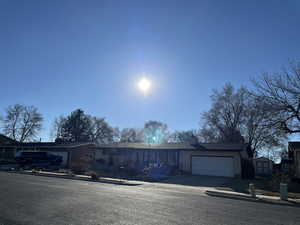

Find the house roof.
[
  {"left": 97, "top": 142, "right": 248, "bottom": 151},
  {"left": 0, "top": 140, "right": 95, "bottom": 150},
  {"left": 253, "top": 157, "right": 273, "bottom": 162},
  {"left": 288, "top": 142, "right": 300, "bottom": 151},
  {"left": 0, "top": 134, "right": 18, "bottom": 145},
  {"left": 0, "top": 136, "right": 247, "bottom": 152}
]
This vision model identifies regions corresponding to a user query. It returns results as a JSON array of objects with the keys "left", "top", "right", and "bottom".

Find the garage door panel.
[{"left": 192, "top": 156, "right": 234, "bottom": 177}]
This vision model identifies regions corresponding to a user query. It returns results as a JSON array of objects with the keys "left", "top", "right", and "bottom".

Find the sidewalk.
[
  {"left": 206, "top": 189, "right": 300, "bottom": 206},
  {"left": 7, "top": 170, "right": 142, "bottom": 186}
]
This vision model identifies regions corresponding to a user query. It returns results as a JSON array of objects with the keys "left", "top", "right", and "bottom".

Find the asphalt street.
[{"left": 0, "top": 172, "right": 299, "bottom": 225}]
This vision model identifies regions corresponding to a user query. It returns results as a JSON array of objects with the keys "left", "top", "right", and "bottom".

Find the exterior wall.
[
  {"left": 253, "top": 158, "right": 273, "bottom": 176},
  {"left": 240, "top": 147, "right": 250, "bottom": 159},
  {"left": 95, "top": 148, "right": 245, "bottom": 177},
  {"left": 49, "top": 151, "right": 69, "bottom": 167},
  {"left": 0, "top": 147, "right": 16, "bottom": 159},
  {"left": 95, "top": 148, "right": 110, "bottom": 162},
  {"left": 295, "top": 151, "right": 300, "bottom": 178},
  {"left": 69, "top": 145, "right": 95, "bottom": 170},
  {"left": 95, "top": 148, "right": 179, "bottom": 169},
  {"left": 179, "top": 151, "right": 242, "bottom": 177}
]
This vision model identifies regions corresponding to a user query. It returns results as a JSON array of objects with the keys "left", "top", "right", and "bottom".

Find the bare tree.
[
  {"left": 120, "top": 128, "right": 143, "bottom": 143},
  {"left": 200, "top": 83, "right": 287, "bottom": 156},
  {"left": 252, "top": 60, "right": 300, "bottom": 134},
  {"left": 243, "top": 96, "right": 286, "bottom": 155},
  {"left": 200, "top": 83, "right": 247, "bottom": 143},
  {"left": 89, "top": 117, "right": 114, "bottom": 144},
  {"left": 50, "top": 115, "right": 65, "bottom": 141},
  {"left": 1, "top": 104, "right": 43, "bottom": 142},
  {"left": 112, "top": 127, "right": 121, "bottom": 143},
  {"left": 169, "top": 130, "right": 199, "bottom": 144},
  {"left": 143, "top": 120, "right": 169, "bottom": 144}
]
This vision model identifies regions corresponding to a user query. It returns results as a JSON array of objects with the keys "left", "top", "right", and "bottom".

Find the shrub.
[
  {"left": 31, "top": 168, "right": 39, "bottom": 173},
  {"left": 58, "top": 169, "right": 68, "bottom": 173},
  {"left": 270, "top": 171, "right": 291, "bottom": 191},
  {"left": 67, "top": 170, "right": 75, "bottom": 177},
  {"left": 90, "top": 171, "right": 99, "bottom": 180},
  {"left": 71, "top": 164, "right": 87, "bottom": 174},
  {"left": 71, "top": 154, "right": 92, "bottom": 174},
  {"left": 241, "top": 159, "right": 255, "bottom": 179},
  {"left": 119, "top": 166, "right": 138, "bottom": 177}
]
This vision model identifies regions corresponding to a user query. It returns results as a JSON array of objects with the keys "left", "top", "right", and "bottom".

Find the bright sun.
[{"left": 138, "top": 78, "right": 151, "bottom": 94}]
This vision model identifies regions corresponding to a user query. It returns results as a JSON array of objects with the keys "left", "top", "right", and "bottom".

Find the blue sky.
[{"left": 1, "top": 0, "right": 300, "bottom": 141}]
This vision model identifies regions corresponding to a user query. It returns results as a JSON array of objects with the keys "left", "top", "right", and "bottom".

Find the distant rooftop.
[
  {"left": 0, "top": 138, "right": 95, "bottom": 149},
  {"left": 0, "top": 133, "right": 248, "bottom": 152},
  {"left": 97, "top": 142, "right": 248, "bottom": 151},
  {"left": 13, "top": 142, "right": 95, "bottom": 148},
  {"left": 288, "top": 141, "right": 300, "bottom": 151},
  {"left": 0, "top": 134, "right": 18, "bottom": 145}
]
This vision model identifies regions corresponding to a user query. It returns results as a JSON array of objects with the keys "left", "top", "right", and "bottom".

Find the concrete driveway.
[{"left": 160, "top": 175, "right": 232, "bottom": 188}]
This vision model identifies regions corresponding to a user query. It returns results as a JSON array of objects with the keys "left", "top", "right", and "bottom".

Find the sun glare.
[{"left": 138, "top": 78, "right": 151, "bottom": 94}]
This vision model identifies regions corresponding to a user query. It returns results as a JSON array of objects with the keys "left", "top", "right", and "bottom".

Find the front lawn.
[{"left": 216, "top": 177, "right": 300, "bottom": 199}]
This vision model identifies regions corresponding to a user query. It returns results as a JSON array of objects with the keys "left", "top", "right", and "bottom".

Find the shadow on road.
[{"left": 159, "top": 175, "right": 232, "bottom": 188}]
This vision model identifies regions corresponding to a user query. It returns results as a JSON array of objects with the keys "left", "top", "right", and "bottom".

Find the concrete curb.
[
  {"left": 3, "top": 170, "right": 140, "bottom": 186},
  {"left": 205, "top": 190, "right": 259, "bottom": 202},
  {"left": 205, "top": 190, "right": 300, "bottom": 207}
]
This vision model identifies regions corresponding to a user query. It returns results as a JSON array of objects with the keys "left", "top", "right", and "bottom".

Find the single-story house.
[
  {"left": 253, "top": 157, "right": 273, "bottom": 176},
  {"left": 0, "top": 134, "right": 252, "bottom": 177},
  {"left": 288, "top": 142, "right": 300, "bottom": 178},
  {"left": 0, "top": 134, "right": 18, "bottom": 159},
  {"left": 95, "top": 143, "right": 251, "bottom": 178},
  {"left": 0, "top": 134, "right": 96, "bottom": 170}
]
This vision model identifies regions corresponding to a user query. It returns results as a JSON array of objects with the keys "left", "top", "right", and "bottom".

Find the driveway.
[{"left": 160, "top": 175, "right": 232, "bottom": 188}]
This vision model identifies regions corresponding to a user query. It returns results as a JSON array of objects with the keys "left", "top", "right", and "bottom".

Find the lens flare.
[{"left": 138, "top": 78, "right": 151, "bottom": 94}]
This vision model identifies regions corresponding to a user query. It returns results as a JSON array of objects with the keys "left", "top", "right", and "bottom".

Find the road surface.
[{"left": 0, "top": 172, "right": 299, "bottom": 225}]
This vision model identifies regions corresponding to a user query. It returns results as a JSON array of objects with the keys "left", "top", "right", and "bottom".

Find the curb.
[
  {"left": 3, "top": 170, "right": 140, "bottom": 186},
  {"left": 205, "top": 190, "right": 259, "bottom": 202},
  {"left": 205, "top": 190, "right": 300, "bottom": 207}
]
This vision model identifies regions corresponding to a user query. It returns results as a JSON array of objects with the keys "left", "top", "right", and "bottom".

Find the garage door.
[{"left": 192, "top": 156, "right": 234, "bottom": 177}]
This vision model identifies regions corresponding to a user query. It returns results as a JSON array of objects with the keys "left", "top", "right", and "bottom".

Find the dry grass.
[{"left": 216, "top": 177, "right": 300, "bottom": 199}]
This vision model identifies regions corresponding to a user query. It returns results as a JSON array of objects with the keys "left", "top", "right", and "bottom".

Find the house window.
[
  {"left": 143, "top": 151, "right": 148, "bottom": 162},
  {"left": 159, "top": 151, "right": 168, "bottom": 162},
  {"left": 143, "top": 151, "right": 155, "bottom": 163},
  {"left": 168, "top": 151, "right": 176, "bottom": 164},
  {"left": 149, "top": 151, "right": 155, "bottom": 162}
]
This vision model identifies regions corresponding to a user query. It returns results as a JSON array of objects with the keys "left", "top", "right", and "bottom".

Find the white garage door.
[{"left": 192, "top": 156, "right": 234, "bottom": 177}]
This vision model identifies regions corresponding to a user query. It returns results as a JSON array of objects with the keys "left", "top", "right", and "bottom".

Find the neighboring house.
[
  {"left": 288, "top": 142, "right": 300, "bottom": 178},
  {"left": 0, "top": 135, "right": 95, "bottom": 169},
  {"left": 0, "top": 134, "right": 18, "bottom": 145},
  {"left": 253, "top": 157, "right": 273, "bottom": 176},
  {"left": 0, "top": 134, "right": 18, "bottom": 159},
  {"left": 96, "top": 143, "right": 251, "bottom": 178}
]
